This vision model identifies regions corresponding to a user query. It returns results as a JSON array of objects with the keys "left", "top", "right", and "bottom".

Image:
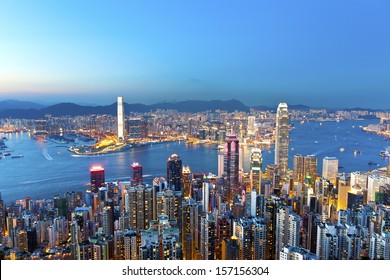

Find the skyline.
[{"left": 1, "top": 1, "right": 390, "bottom": 108}]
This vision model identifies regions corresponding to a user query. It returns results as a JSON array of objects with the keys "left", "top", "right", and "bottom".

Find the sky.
[{"left": 0, "top": 0, "right": 389, "bottom": 108}]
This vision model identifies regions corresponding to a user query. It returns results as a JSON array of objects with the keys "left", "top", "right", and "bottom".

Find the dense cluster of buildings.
[{"left": 1, "top": 99, "right": 390, "bottom": 260}]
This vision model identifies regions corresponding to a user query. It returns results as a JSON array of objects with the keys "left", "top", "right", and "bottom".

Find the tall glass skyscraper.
[
  {"left": 90, "top": 166, "right": 105, "bottom": 193},
  {"left": 224, "top": 135, "right": 239, "bottom": 203},
  {"left": 322, "top": 156, "right": 339, "bottom": 185},
  {"left": 250, "top": 148, "right": 262, "bottom": 194},
  {"left": 274, "top": 103, "right": 289, "bottom": 180},
  {"left": 117, "top": 96, "right": 125, "bottom": 141},
  {"left": 130, "top": 162, "right": 143, "bottom": 186},
  {"left": 167, "top": 154, "right": 183, "bottom": 192}
]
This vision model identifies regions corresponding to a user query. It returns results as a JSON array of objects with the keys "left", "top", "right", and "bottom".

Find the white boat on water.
[{"left": 380, "top": 147, "right": 390, "bottom": 157}]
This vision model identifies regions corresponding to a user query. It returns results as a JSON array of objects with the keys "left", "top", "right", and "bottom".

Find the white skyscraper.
[
  {"left": 217, "top": 145, "right": 224, "bottom": 178},
  {"left": 274, "top": 103, "right": 289, "bottom": 180},
  {"left": 117, "top": 96, "right": 125, "bottom": 141},
  {"left": 247, "top": 116, "right": 256, "bottom": 135},
  {"left": 322, "top": 156, "right": 339, "bottom": 185},
  {"left": 250, "top": 148, "right": 262, "bottom": 194}
]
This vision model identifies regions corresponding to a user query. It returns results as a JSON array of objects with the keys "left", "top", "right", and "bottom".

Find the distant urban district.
[{"left": 0, "top": 98, "right": 390, "bottom": 260}]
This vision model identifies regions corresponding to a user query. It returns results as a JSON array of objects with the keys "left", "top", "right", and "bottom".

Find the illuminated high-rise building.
[
  {"left": 130, "top": 162, "right": 143, "bottom": 186},
  {"left": 200, "top": 213, "right": 216, "bottom": 260},
  {"left": 127, "top": 118, "right": 144, "bottom": 139},
  {"left": 114, "top": 229, "right": 138, "bottom": 260},
  {"left": 221, "top": 236, "right": 239, "bottom": 260},
  {"left": 247, "top": 116, "right": 256, "bottom": 135},
  {"left": 217, "top": 145, "right": 224, "bottom": 178},
  {"left": 275, "top": 206, "right": 301, "bottom": 259},
  {"left": 250, "top": 148, "right": 262, "bottom": 194},
  {"left": 293, "top": 154, "right": 305, "bottom": 183},
  {"left": 224, "top": 135, "right": 240, "bottom": 203},
  {"left": 0, "top": 192, "right": 4, "bottom": 234},
  {"left": 102, "top": 206, "right": 114, "bottom": 236},
  {"left": 216, "top": 214, "right": 231, "bottom": 260},
  {"left": 274, "top": 103, "right": 289, "bottom": 180},
  {"left": 305, "top": 155, "right": 318, "bottom": 181},
  {"left": 125, "top": 185, "right": 153, "bottom": 230},
  {"left": 90, "top": 166, "right": 105, "bottom": 193},
  {"left": 234, "top": 218, "right": 252, "bottom": 260},
  {"left": 167, "top": 154, "right": 183, "bottom": 192},
  {"left": 182, "top": 166, "right": 191, "bottom": 198},
  {"left": 322, "top": 157, "right": 338, "bottom": 186},
  {"left": 117, "top": 96, "right": 125, "bottom": 141},
  {"left": 251, "top": 218, "right": 267, "bottom": 260},
  {"left": 154, "top": 190, "right": 182, "bottom": 226},
  {"left": 181, "top": 199, "right": 203, "bottom": 260}
]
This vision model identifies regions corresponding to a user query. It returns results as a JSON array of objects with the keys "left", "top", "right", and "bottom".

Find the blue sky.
[{"left": 0, "top": 0, "right": 389, "bottom": 108}]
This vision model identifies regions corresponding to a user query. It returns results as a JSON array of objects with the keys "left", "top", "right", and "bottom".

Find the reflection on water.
[{"left": 0, "top": 119, "right": 389, "bottom": 203}]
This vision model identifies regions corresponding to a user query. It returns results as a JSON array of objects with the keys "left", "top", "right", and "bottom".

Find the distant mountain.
[
  {"left": 253, "top": 104, "right": 311, "bottom": 111},
  {"left": 0, "top": 99, "right": 384, "bottom": 119},
  {"left": 149, "top": 99, "right": 249, "bottom": 113},
  {"left": 288, "top": 104, "right": 311, "bottom": 111},
  {"left": 0, "top": 100, "right": 45, "bottom": 111},
  {"left": 0, "top": 99, "right": 250, "bottom": 118}
]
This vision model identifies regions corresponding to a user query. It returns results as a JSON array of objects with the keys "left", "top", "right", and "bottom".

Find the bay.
[{"left": 0, "top": 119, "right": 389, "bottom": 203}]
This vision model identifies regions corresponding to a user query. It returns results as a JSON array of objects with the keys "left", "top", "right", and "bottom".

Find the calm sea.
[{"left": 0, "top": 119, "right": 389, "bottom": 203}]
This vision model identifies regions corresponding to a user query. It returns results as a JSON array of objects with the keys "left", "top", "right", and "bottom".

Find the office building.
[
  {"left": 167, "top": 154, "right": 183, "bottom": 192},
  {"left": 274, "top": 103, "right": 289, "bottom": 180},
  {"left": 130, "top": 162, "right": 143, "bottom": 186},
  {"left": 224, "top": 135, "right": 240, "bottom": 203},
  {"left": 182, "top": 166, "right": 191, "bottom": 198},
  {"left": 117, "top": 96, "right": 125, "bottom": 141},
  {"left": 250, "top": 148, "right": 262, "bottom": 194},
  {"left": 322, "top": 157, "right": 338, "bottom": 186},
  {"left": 90, "top": 166, "right": 105, "bottom": 193}
]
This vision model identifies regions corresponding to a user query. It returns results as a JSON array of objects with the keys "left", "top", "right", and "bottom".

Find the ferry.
[
  {"left": 380, "top": 147, "right": 390, "bottom": 157},
  {"left": 11, "top": 155, "right": 24, "bottom": 159}
]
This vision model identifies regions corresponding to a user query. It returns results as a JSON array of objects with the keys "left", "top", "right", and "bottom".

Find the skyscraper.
[
  {"left": 125, "top": 185, "right": 153, "bottom": 230},
  {"left": 247, "top": 116, "right": 256, "bottom": 136},
  {"left": 250, "top": 148, "right": 262, "bottom": 194},
  {"left": 130, "top": 162, "right": 143, "bottom": 186},
  {"left": 322, "top": 157, "right": 339, "bottom": 186},
  {"left": 0, "top": 192, "right": 4, "bottom": 234},
  {"left": 200, "top": 213, "right": 216, "bottom": 260},
  {"left": 117, "top": 96, "right": 125, "bottom": 141},
  {"left": 224, "top": 135, "right": 240, "bottom": 203},
  {"left": 127, "top": 118, "right": 143, "bottom": 139},
  {"left": 90, "top": 166, "right": 105, "bottom": 193},
  {"left": 182, "top": 166, "right": 191, "bottom": 198},
  {"left": 167, "top": 154, "right": 183, "bottom": 192},
  {"left": 217, "top": 145, "right": 224, "bottom": 178},
  {"left": 274, "top": 103, "right": 289, "bottom": 180},
  {"left": 294, "top": 154, "right": 318, "bottom": 184}
]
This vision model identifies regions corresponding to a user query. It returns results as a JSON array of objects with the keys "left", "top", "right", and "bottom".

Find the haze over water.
[{"left": 0, "top": 119, "right": 389, "bottom": 203}]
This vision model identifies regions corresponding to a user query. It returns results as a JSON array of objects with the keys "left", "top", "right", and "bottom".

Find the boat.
[
  {"left": 11, "top": 155, "right": 24, "bottom": 159},
  {"left": 354, "top": 149, "right": 362, "bottom": 155},
  {"left": 3, "top": 152, "right": 11, "bottom": 156},
  {"left": 368, "top": 161, "right": 379, "bottom": 166},
  {"left": 339, "top": 148, "right": 345, "bottom": 152},
  {"left": 380, "top": 147, "right": 390, "bottom": 157}
]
